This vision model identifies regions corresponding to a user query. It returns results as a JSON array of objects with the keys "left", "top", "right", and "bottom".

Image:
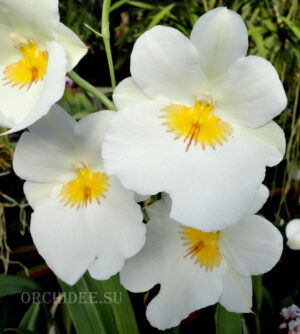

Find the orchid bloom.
[
  {"left": 102, "top": 7, "right": 286, "bottom": 231},
  {"left": 0, "top": 0, "right": 87, "bottom": 134},
  {"left": 13, "top": 107, "right": 146, "bottom": 285},
  {"left": 121, "top": 189, "right": 283, "bottom": 330}
]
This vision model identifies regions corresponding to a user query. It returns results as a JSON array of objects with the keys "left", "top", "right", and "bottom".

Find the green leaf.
[
  {"left": 262, "top": 286, "right": 273, "bottom": 312},
  {"left": 128, "top": 1, "right": 156, "bottom": 10},
  {"left": 252, "top": 275, "right": 263, "bottom": 334},
  {"left": 252, "top": 275, "right": 263, "bottom": 312},
  {"left": 110, "top": 0, "right": 129, "bottom": 12},
  {"left": 281, "top": 17, "right": 300, "bottom": 39},
  {"left": 61, "top": 304, "right": 73, "bottom": 334},
  {"left": 58, "top": 277, "right": 108, "bottom": 334},
  {"left": 216, "top": 304, "right": 242, "bottom": 334},
  {"left": 99, "top": 274, "right": 139, "bottom": 334},
  {"left": 241, "top": 3, "right": 251, "bottom": 19},
  {"left": 18, "top": 303, "right": 40, "bottom": 331},
  {"left": 247, "top": 22, "right": 266, "bottom": 58},
  {"left": 58, "top": 274, "right": 139, "bottom": 334},
  {"left": 82, "top": 274, "right": 118, "bottom": 333},
  {"left": 0, "top": 274, "right": 43, "bottom": 298},
  {"left": 147, "top": 4, "right": 176, "bottom": 30},
  {"left": 110, "top": 0, "right": 157, "bottom": 11},
  {"left": 4, "top": 329, "right": 39, "bottom": 334},
  {"left": 263, "top": 19, "right": 277, "bottom": 33}
]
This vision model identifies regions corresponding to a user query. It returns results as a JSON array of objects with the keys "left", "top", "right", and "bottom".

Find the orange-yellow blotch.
[
  {"left": 3, "top": 39, "right": 48, "bottom": 90},
  {"left": 59, "top": 166, "right": 110, "bottom": 210},
  {"left": 180, "top": 226, "right": 222, "bottom": 271},
  {"left": 161, "top": 100, "right": 232, "bottom": 151}
]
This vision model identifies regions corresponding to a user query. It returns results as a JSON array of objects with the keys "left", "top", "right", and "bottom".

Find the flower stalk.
[
  {"left": 253, "top": 275, "right": 263, "bottom": 334},
  {"left": 68, "top": 71, "right": 116, "bottom": 111},
  {"left": 101, "top": 0, "right": 116, "bottom": 90}
]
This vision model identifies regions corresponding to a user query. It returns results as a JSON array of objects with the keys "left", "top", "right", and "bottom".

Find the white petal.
[
  {"left": 32, "top": 207, "right": 95, "bottom": 285},
  {"left": 2, "top": 41, "right": 67, "bottom": 133},
  {"left": 113, "top": 77, "right": 153, "bottom": 110},
  {"left": 0, "top": 24, "right": 20, "bottom": 66},
  {"left": 103, "top": 102, "right": 275, "bottom": 231},
  {"left": 242, "top": 121, "right": 286, "bottom": 167},
  {"left": 248, "top": 185, "right": 269, "bottom": 215},
  {"left": 121, "top": 197, "right": 224, "bottom": 330},
  {"left": 190, "top": 7, "right": 248, "bottom": 81},
  {"left": 0, "top": 0, "right": 59, "bottom": 46},
  {"left": 102, "top": 102, "right": 170, "bottom": 195},
  {"left": 287, "top": 236, "right": 300, "bottom": 250},
  {"left": 219, "top": 263, "right": 252, "bottom": 313},
  {"left": 146, "top": 267, "right": 222, "bottom": 330},
  {"left": 0, "top": 67, "right": 45, "bottom": 129},
  {"left": 286, "top": 219, "right": 300, "bottom": 239},
  {"left": 130, "top": 26, "right": 207, "bottom": 105},
  {"left": 76, "top": 110, "right": 114, "bottom": 144},
  {"left": 30, "top": 177, "right": 144, "bottom": 285},
  {"left": 212, "top": 56, "right": 287, "bottom": 127},
  {"left": 120, "top": 228, "right": 164, "bottom": 293},
  {"left": 220, "top": 215, "right": 283, "bottom": 276},
  {"left": 57, "top": 23, "right": 87, "bottom": 71},
  {"left": 13, "top": 108, "right": 76, "bottom": 183},
  {"left": 24, "top": 181, "right": 60, "bottom": 210},
  {"left": 21, "top": 110, "right": 114, "bottom": 205},
  {"left": 286, "top": 219, "right": 300, "bottom": 250},
  {"left": 0, "top": 110, "right": 13, "bottom": 128},
  {"left": 86, "top": 177, "right": 145, "bottom": 281},
  {"left": 74, "top": 110, "right": 114, "bottom": 167},
  {"left": 28, "top": 105, "right": 76, "bottom": 149},
  {"left": 13, "top": 131, "right": 75, "bottom": 183},
  {"left": 30, "top": 201, "right": 96, "bottom": 285},
  {"left": 88, "top": 255, "right": 124, "bottom": 281},
  {"left": 120, "top": 196, "right": 173, "bottom": 292}
]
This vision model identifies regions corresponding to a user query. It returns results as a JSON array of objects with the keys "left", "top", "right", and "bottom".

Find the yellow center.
[
  {"left": 161, "top": 99, "right": 232, "bottom": 151},
  {"left": 59, "top": 166, "right": 110, "bottom": 210},
  {"left": 180, "top": 226, "right": 222, "bottom": 271},
  {"left": 3, "top": 36, "right": 48, "bottom": 90}
]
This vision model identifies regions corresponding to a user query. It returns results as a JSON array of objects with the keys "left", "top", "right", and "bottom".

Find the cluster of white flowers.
[{"left": 1, "top": 1, "right": 290, "bottom": 330}]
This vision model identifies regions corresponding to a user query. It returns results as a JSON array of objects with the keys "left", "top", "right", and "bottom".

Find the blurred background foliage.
[{"left": 0, "top": 0, "right": 299, "bottom": 333}]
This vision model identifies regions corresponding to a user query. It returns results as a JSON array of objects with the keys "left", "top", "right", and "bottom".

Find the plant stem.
[
  {"left": 84, "top": 23, "right": 103, "bottom": 38},
  {"left": 252, "top": 275, "right": 263, "bottom": 334},
  {"left": 209, "top": 0, "right": 217, "bottom": 10},
  {"left": 203, "top": 0, "right": 208, "bottom": 12},
  {"left": 68, "top": 71, "right": 116, "bottom": 111},
  {"left": 102, "top": 0, "right": 116, "bottom": 90},
  {"left": 255, "top": 313, "right": 262, "bottom": 334}
]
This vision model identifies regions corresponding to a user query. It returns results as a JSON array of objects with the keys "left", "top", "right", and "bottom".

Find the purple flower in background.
[
  {"left": 280, "top": 304, "right": 300, "bottom": 333},
  {"left": 288, "top": 318, "right": 300, "bottom": 334},
  {"left": 282, "top": 305, "right": 300, "bottom": 320}
]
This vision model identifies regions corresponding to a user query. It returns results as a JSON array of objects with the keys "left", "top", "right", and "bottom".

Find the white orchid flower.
[
  {"left": 13, "top": 106, "right": 146, "bottom": 285},
  {"left": 102, "top": 7, "right": 286, "bottom": 232},
  {"left": 120, "top": 188, "right": 283, "bottom": 330},
  {"left": 0, "top": 0, "right": 87, "bottom": 134},
  {"left": 286, "top": 219, "right": 300, "bottom": 250}
]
